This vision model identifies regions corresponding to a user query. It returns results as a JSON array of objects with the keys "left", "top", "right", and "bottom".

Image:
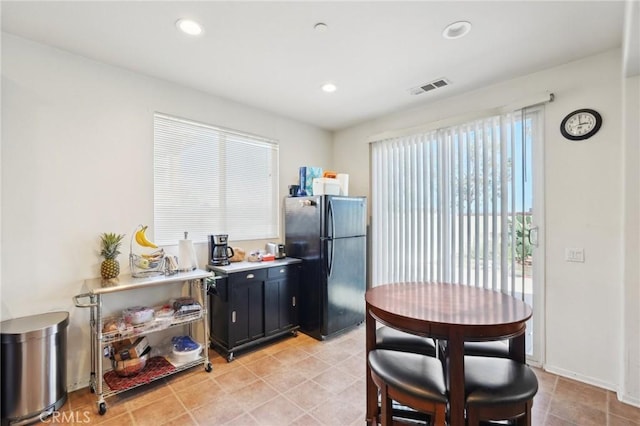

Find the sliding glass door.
[{"left": 370, "top": 107, "right": 544, "bottom": 364}]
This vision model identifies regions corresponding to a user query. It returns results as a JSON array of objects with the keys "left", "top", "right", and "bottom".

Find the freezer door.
[
  {"left": 284, "top": 196, "right": 322, "bottom": 259},
  {"left": 325, "top": 196, "right": 367, "bottom": 239},
  {"left": 323, "top": 235, "right": 366, "bottom": 336}
]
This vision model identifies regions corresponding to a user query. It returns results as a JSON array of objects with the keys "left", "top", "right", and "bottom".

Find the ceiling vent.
[{"left": 409, "top": 78, "right": 450, "bottom": 95}]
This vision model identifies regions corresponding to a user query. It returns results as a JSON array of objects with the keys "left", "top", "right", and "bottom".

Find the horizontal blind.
[
  {"left": 371, "top": 111, "right": 530, "bottom": 297},
  {"left": 154, "top": 113, "right": 279, "bottom": 245}
]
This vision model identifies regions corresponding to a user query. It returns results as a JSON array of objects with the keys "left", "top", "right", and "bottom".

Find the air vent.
[{"left": 409, "top": 78, "right": 450, "bottom": 95}]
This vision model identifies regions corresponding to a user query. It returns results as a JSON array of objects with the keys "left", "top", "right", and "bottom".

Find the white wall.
[
  {"left": 622, "top": 74, "right": 640, "bottom": 406},
  {"left": 334, "top": 49, "right": 636, "bottom": 400},
  {"left": 1, "top": 34, "right": 332, "bottom": 389}
]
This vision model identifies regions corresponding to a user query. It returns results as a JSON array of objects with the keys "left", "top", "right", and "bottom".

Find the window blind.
[
  {"left": 371, "top": 110, "right": 535, "bottom": 296},
  {"left": 154, "top": 113, "right": 279, "bottom": 245}
]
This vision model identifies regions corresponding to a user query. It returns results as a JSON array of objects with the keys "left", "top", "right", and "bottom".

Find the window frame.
[{"left": 153, "top": 112, "right": 280, "bottom": 245}]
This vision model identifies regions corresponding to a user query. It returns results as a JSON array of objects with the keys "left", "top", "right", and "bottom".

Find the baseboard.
[
  {"left": 543, "top": 364, "right": 617, "bottom": 392},
  {"left": 68, "top": 379, "right": 90, "bottom": 392},
  {"left": 618, "top": 392, "right": 640, "bottom": 408}
]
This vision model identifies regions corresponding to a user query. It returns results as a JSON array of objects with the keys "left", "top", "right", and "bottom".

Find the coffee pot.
[{"left": 208, "top": 234, "right": 235, "bottom": 266}]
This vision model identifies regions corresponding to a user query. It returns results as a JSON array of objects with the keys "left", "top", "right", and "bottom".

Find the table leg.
[
  {"left": 448, "top": 330, "right": 465, "bottom": 426},
  {"left": 509, "top": 329, "right": 526, "bottom": 363},
  {"left": 365, "top": 307, "right": 377, "bottom": 425}
]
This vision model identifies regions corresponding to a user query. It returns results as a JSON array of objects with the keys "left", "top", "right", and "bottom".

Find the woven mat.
[{"left": 104, "top": 356, "right": 176, "bottom": 391}]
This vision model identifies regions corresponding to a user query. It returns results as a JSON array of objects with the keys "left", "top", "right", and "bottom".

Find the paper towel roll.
[
  {"left": 178, "top": 239, "right": 198, "bottom": 271},
  {"left": 337, "top": 173, "right": 349, "bottom": 196}
]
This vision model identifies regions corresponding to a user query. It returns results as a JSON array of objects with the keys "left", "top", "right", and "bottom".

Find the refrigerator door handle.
[
  {"left": 328, "top": 198, "right": 335, "bottom": 240},
  {"left": 325, "top": 238, "right": 334, "bottom": 278}
]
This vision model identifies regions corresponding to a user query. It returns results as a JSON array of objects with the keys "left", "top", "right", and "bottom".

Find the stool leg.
[
  {"left": 380, "top": 385, "right": 393, "bottom": 425},
  {"left": 515, "top": 400, "right": 533, "bottom": 426},
  {"left": 467, "top": 406, "right": 479, "bottom": 426},
  {"left": 433, "top": 404, "right": 446, "bottom": 426}
]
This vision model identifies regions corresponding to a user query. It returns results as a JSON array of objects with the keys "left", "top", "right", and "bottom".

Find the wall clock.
[{"left": 560, "top": 108, "right": 602, "bottom": 140}]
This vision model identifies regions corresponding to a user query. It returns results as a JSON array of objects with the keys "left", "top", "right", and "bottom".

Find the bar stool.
[
  {"left": 464, "top": 341, "right": 510, "bottom": 358},
  {"left": 368, "top": 349, "right": 447, "bottom": 426},
  {"left": 464, "top": 356, "right": 539, "bottom": 426},
  {"left": 438, "top": 339, "right": 510, "bottom": 359},
  {"left": 376, "top": 326, "right": 437, "bottom": 357}
]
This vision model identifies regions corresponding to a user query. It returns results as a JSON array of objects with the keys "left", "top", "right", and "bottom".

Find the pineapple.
[{"left": 100, "top": 232, "right": 125, "bottom": 280}]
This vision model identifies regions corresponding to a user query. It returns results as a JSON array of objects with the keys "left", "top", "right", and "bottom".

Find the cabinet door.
[
  {"left": 229, "top": 281, "right": 264, "bottom": 347},
  {"left": 264, "top": 272, "right": 299, "bottom": 336},
  {"left": 264, "top": 279, "right": 281, "bottom": 336},
  {"left": 280, "top": 270, "right": 299, "bottom": 331}
]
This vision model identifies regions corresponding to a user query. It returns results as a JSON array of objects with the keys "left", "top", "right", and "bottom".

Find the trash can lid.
[{"left": 1, "top": 311, "right": 69, "bottom": 343}]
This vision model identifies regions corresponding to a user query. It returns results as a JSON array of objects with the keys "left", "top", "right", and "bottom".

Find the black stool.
[
  {"left": 464, "top": 356, "right": 539, "bottom": 426},
  {"left": 368, "top": 349, "right": 447, "bottom": 426},
  {"left": 439, "top": 339, "right": 511, "bottom": 360},
  {"left": 376, "top": 326, "right": 437, "bottom": 357},
  {"left": 464, "top": 341, "right": 510, "bottom": 358}
]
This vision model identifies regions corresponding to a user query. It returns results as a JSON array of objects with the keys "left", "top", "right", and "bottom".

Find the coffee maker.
[{"left": 208, "top": 234, "right": 235, "bottom": 266}]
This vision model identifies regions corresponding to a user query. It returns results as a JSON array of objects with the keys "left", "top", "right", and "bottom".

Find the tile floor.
[{"left": 52, "top": 325, "right": 639, "bottom": 425}]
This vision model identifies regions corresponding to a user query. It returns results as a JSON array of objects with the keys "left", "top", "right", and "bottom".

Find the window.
[
  {"left": 370, "top": 108, "right": 540, "bottom": 296},
  {"left": 154, "top": 113, "right": 279, "bottom": 245}
]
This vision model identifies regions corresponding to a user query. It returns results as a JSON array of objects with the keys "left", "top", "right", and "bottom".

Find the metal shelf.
[
  {"left": 99, "top": 309, "right": 205, "bottom": 344},
  {"left": 97, "top": 356, "right": 206, "bottom": 399},
  {"left": 74, "top": 270, "right": 214, "bottom": 415}
]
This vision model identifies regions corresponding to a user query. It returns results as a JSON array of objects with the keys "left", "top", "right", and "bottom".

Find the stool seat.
[
  {"left": 464, "top": 356, "right": 538, "bottom": 425},
  {"left": 368, "top": 349, "right": 447, "bottom": 425},
  {"left": 375, "top": 326, "right": 437, "bottom": 357},
  {"left": 464, "top": 341, "right": 510, "bottom": 358}
]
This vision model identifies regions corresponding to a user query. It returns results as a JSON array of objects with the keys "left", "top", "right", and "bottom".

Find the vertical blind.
[
  {"left": 154, "top": 113, "right": 279, "bottom": 245},
  {"left": 371, "top": 110, "right": 534, "bottom": 296}
]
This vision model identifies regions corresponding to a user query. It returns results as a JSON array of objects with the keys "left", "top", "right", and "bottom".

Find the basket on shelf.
[
  {"left": 130, "top": 253, "right": 165, "bottom": 278},
  {"left": 129, "top": 224, "right": 165, "bottom": 278}
]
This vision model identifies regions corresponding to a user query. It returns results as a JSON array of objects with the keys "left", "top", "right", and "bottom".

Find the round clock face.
[{"left": 560, "top": 109, "right": 602, "bottom": 140}]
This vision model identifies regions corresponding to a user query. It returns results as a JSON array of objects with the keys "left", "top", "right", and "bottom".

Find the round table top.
[{"left": 366, "top": 282, "right": 532, "bottom": 338}]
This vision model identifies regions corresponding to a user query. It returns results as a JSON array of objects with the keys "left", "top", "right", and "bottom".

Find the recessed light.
[
  {"left": 314, "top": 22, "right": 328, "bottom": 32},
  {"left": 442, "top": 21, "right": 471, "bottom": 39},
  {"left": 176, "top": 19, "right": 203, "bottom": 36},
  {"left": 321, "top": 82, "right": 337, "bottom": 93}
]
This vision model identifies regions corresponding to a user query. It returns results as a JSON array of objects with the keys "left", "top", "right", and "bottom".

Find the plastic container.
[
  {"left": 123, "top": 306, "right": 154, "bottom": 325},
  {"left": 154, "top": 306, "right": 175, "bottom": 329},
  {"left": 171, "top": 336, "right": 202, "bottom": 364},
  {"left": 1, "top": 312, "right": 69, "bottom": 425}
]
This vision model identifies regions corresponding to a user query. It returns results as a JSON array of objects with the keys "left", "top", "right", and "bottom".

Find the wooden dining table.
[{"left": 365, "top": 282, "right": 533, "bottom": 426}]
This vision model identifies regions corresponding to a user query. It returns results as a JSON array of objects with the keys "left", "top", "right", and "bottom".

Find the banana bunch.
[{"left": 135, "top": 225, "right": 158, "bottom": 249}]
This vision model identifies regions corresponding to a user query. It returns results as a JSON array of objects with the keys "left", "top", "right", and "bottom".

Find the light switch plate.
[{"left": 565, "top": 248, "right": 585, "bottom": 262}]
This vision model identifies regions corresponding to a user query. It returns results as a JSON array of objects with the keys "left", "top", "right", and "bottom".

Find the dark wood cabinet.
[
  {"left": 209, "top": 261, "right": 300, "bottom": 361},
  {"left": 264, "top": 265, "right": 299, "bottom": 336},
  {"left": 229, "top": 277, "right": 265, "bottom": 346}
]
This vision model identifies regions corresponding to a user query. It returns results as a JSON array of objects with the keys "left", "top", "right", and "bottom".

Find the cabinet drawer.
[
  {"left": 267, "top": 265, "right": 297, "bottom": 279},
  {"left": 229, "top": 269, "right": 267, "bottom": 285}
]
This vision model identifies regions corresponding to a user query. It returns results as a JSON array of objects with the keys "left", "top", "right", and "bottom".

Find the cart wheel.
[
  {"left": 226, "top": 353, "right": 234, "bottom": 363},
  {"left": 291, "top": 330, "right": 299, "bottom": 337},
  {"left": 205, "top": 362, "right": 213, "bottom": 373},
  {"left": 98, "top": 402, "right": 107, "bottom": 415},
  {"left": 90, "top": 387, "right": 95, "bottom": 394}
]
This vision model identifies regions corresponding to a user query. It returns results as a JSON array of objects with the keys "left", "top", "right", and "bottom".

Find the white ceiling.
[{"left": 1, "top": 1, "right": 629, "bottom": 131}]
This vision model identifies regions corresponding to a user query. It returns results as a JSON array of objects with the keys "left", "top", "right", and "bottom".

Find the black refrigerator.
[{"left": 284, "top": 195, "right": 367, "bottom": 340}]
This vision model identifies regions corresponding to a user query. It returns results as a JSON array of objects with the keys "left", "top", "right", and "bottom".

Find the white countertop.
[{"left": 207, "top": 257, "right": 302, "bottom": 274}]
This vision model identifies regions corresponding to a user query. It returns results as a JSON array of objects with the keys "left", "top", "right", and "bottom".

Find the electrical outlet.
[{"left": 565, "top": 248, "right": 585, "bottom": 262}]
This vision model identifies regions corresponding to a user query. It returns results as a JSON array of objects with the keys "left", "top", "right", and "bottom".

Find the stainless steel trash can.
[{"left": 1, "top": 312, "right": 69, "bottom": 426}]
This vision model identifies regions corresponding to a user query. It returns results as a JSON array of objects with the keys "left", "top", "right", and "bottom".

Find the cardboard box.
[
  {"left": 113, "top": 336, "right": 149, "bottom": 361},
  {"left": 313, "top": 178, "right": 341, "bottom": 195}
]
